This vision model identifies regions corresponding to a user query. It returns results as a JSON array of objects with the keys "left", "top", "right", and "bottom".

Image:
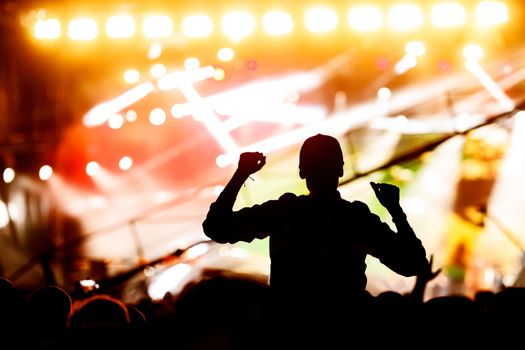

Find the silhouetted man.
[{"left": 202, "top": 134, "right": 428, "bottom": 338}]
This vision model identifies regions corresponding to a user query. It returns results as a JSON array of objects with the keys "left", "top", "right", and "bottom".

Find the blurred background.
[{"left": 1, "top": 0, "right": 525, "bottom": 302}]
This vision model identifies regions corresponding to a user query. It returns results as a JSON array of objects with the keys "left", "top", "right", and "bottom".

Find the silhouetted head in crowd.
[
  {"left": 299, "top": 134, "right": 344, "bottom": 196},
  {"left": 24, "top": 285, "right": 72, "bottom": 331},
  {"left": 68, "top": 294, "right": 130, "bottom": 329}
]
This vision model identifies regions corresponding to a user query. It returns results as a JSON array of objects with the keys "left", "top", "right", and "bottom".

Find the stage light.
[
  {"left": 182, "top": 15, "right": 213, "bottom": 38},
  {"left": 463, "top": 44, "right": 484, "bottom": 61},
  {"left": 476, "top": 1, "right": 508, "bottom": 26},
  {"left": 262, "top": 11, "right": 293, "bottom": 36},
  {"left": 119, "top": 156, "right": 133, "bottom": 171},
  {"left": 34, "top": 18, "right": 61, "bottom": 39},
  {"left": 149, "top": 108, "right": 166, "bottom": 126},
  {"left": 86, "top": 161, "right": 100, "bottom": 176},
  {"left": 126, "top": 110, "right": 137, "bottom": 122},
  {"left": 377, "top": 87, "right": 392, "bottom": 100},
  {"left": 3, "top": 168, "right": 15, "bottom": 183},
  {"left": 184, "top": 57, "right": 200, "bottom": 70},
  {"left": 431, "top": 2, "right": 465, "bottom": 27},
  {"left": 347, "top": 6, "right": 382, "bottom": 32},
  {"left": 304, "top": 6, "right": 337, "bottom": 33},
  {"left": 147, "top": 42, "right": 162, "bottom": 60},
  {"left": 221, "top": 11, "right": 255, "bottom": 41},
  {"left": 108, "top": 113, "right": 124, "bottom": 129},
  {"left": 150, "top": 63, "right": 167, "bottom": 78},
  {"left": 217, "top": 47, "right": 234, "bottom": 62},
  {"left": 106, "top": 14, "right": 135, "bottom": 38},
  {"left": 213, "top": 67, "right": 225, "bottom": 81},
  {"left": 405, "top": 40, "right": 425, "bottom": 57},
  {"left": 388, "top": 4, "right": 423, "bottom": 31},
  {"left": 143, "top": 15, "right": 173, "bottom": 38},
  {"left": 68, "top": 18, "right": 98, "bottom": 40},
  {"left": 124, "top": 69, "right": 140, "bottom": 84},
  {"left": 39, "top": 165, "right": 53, "bottom": 181}
]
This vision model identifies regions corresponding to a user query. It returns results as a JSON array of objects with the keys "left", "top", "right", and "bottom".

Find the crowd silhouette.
[{"left": 0, "top": 134, "right": 522, "bottom": 348}]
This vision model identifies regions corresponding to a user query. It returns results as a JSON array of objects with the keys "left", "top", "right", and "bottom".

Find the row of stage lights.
[
  {"left": 1, "top": 155, "right": 134, "bottom": 184},
  {"left": 30, "top": 1, "right": 509, "bottom": 41}
]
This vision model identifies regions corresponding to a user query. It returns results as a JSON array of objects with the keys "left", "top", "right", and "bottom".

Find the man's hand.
[
  {"left": 370, "top": 182, "right": 400, "bottom": 209},
  {"left": 237, "top": 152, "right": 266, "bottom": 176}
]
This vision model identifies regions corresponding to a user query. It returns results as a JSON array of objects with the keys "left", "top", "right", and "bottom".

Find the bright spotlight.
[
  {"left": 86, "top": 161, "right": 100, "bottom": 176},
  {"left": 124, "top": 69, "right": 140, "bottom": 83},
  {"left": 263, "top": 11, "right": 294, "bottom": 36},
  {"left": 304, "top": 7, "right": 337, "bottom": 33},
  {"left": 119, "top": 156, "right": 133, "bottom": 171},
  {"left": 377, "top": 87, "right": 392, "bottom": 100},
  {"left": 347, "top": 6, "right": 382, "bottom": 32},
  {"left": 388, "top": 4, "right": 423, "bottom": 31},
  {"left": 149, "top": 108, "right": 166, "bottom": 126},
  {"left": 221, "top": 12, "right": 255, "bottom": 41},
  {"left": 143, "top": 15, "right": 173, "bottom": 38},
  {"left": 3, "top": 168, "right": 15, "bottom": 183},
  {"left": 217, "top": 47, "right": 234, "bottom": 62},
  {"left": 182, "top": 15, "right": 213, "bottom": 37},
  {"left": 108, "top": 114, "right": 124, "bottom": 129},
  {"left": 106, "top": 14, "right": 135, "bottom": 38},
  {"left": 431, "top": 3, "right": 465, "bottom": 27},
  {"left": 463, "top": 44, "right": 484, "bottom": 61},
  {"left": 476, "top": 1, "right": 509, "bottom": 26},
  {"left": 68, "top": 18, "right": 98, "bottom": 40},
  {"left": 150, "top": 63, "right": 167, "bottom": 78},
  {"left": 34, "top": 18, "right": 61, "bottom": 39},
  {"left": 39, "top": 165, "right": 53, "bottom": 181},
  {"left": 184, "top": 57, "right": 200, "bottom": 70},
  {"left": 405, "top": 41, "right": 425, "bottom": 57}
]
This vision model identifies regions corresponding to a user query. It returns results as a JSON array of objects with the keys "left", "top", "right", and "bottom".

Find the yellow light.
[
  {"left": 119, "top": 156, "right": 133, "bottom": 171},
  {"left": 377, "top": 87, "right": 392, "bottom": 100},
  {"left": 405, "top": 40, "right": 425, "bottom": 56},
  {"left": 217, "top": 47, "right": 234, "bottom": 62},
  {"left": 476, "top": 1, "right": 508, "bottom": 26},
  {"left": 463, "top": 44, "right": 484, "bottom": 61},
  {"left": 182, "top": 15, "right": 213, "bottom": 37},
  {"left": 3, "top": 168, "right": 15, "bottom": 183},
  {"left": 108, "top": 114, "right": 124, "bottom": 129},
  {"left": 214, "top": 67, "right": 225, "bottom": 81},
  {"left": 143, "top": 15, "right": 173, "bottom": 38},
  {"left": 124, "top": 69, "right": 140, "bottom": 83},
  {"left": 149, "top": 108, "right": 166, "bottom": 126},
  {"left": 126, "top": 110, "right": 137, "bottom": 122},
  {"left": 347, "top": 6, "right": 382, "bottom": 32},
  {"left": 184, "top": 57, "right": 200, "bottom": 70},
  {"left": 68, "top": 18, "right": 98, "bottom": 40},
  {"left": 221, "top": 11, "right": 255, "bottom": 41},
  {"left": 262, "top": 11, "right": 294, "bottom": 36},
  {"left": 85, "top": 161, "right": 100, "bottom": 176},
  {"left": 106, "top": 14, "right": 135, "bottom": 38},
  {"left": 388, "top": 4, "right": 423, "bottom": 31},
  {"left": 34, "top": 18, "right": 61, "bottom": 39},
  {"left": 304, "top": 7, "right": 337, "bottom": 33},
  {"left": 431, "top": 3, "right": 465, "bottom": 27},
  {"left": 147, "top": 42, "right": 162, "bottom": 60},
  {"left": 39, "top": 165, "right": 53, "bottom": 181},
  {"left": 150, "top": 63, "right": 167, "bottom": 78}
]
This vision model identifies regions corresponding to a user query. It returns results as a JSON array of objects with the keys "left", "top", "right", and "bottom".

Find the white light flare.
[
  {"left": 83, "top": 82, "right": 155, "bottom": 127},
  {"left": 464, "top": 45, "right": 515, "bottom": 112}
]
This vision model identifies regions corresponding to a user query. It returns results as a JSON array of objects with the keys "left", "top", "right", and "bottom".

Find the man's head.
[{"left": 299, "top": 134, "right": 344, "bottom": 180}]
